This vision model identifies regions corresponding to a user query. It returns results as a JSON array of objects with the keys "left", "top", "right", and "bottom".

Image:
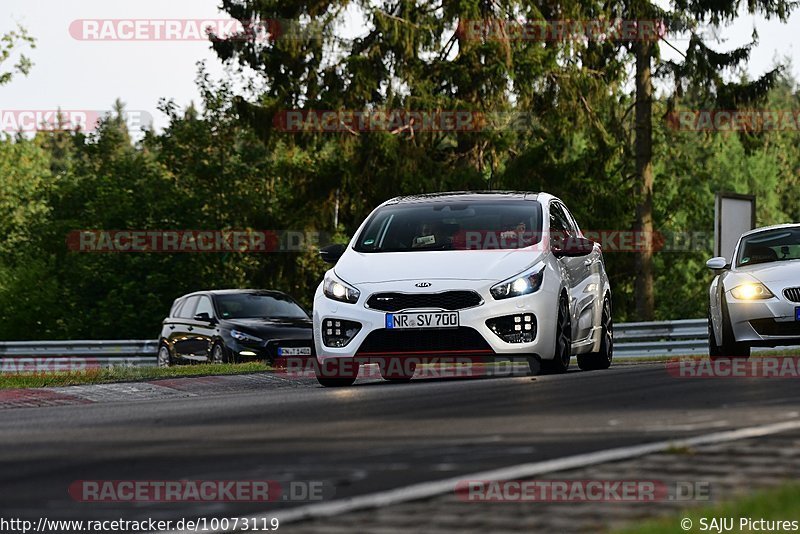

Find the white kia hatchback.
[{"left": 312, "top": 191, "right": 613, "bottom": 386}]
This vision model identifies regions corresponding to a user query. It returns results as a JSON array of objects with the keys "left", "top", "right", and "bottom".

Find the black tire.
[
  {"left": 211, "top": 342, "right": 227, "bottom": 364},
  {"left": 578, "top": 297, "right": 613, "bottom": 371},
  {"left": 379, "top": 359, "right": 416, "bottom": 382},
  {"left": 708, "top": 309, "right": 722, "bottom": 358},
  {"left": 542, "top": 294, "right": 571, "bottom": 374},
  {"left": 526, "top": 356, "right": 542, "bottom": 376},
  {"left": 714, "top": 298, "right": 750, "bottom": 359},
  {"left": 157, "top": 343, "right": 172, "bottom": 368},
  {"left": 315, "top": 358, "right": 358, "bottom": 387}
]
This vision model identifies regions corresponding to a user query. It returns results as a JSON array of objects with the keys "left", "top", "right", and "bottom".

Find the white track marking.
[{"left": 166, "top": 418, "right": 800, "bottom": 533}]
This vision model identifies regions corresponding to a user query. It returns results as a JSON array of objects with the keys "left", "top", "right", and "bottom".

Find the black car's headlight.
[
  {"left": 490, "top": 264, "right": 545, "bottom": 300},
  {"left": 230, "top": 329, "right": 263, "bottom": 343},
  {"left": 323, "top": 272, "right": 360, "bottom": 304}
]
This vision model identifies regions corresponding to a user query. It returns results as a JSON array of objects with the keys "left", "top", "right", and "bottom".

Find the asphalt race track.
[{"left": 1, "top": 362, "right": 799, "bottom": 529}]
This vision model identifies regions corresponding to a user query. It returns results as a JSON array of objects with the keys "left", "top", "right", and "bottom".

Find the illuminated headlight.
[
  {"left": 730, "top": 282, "right": 774, "bottom": 300},
  {"left": 231, "top": 330, "right": 263, "bottom": 343},
  {"left": 490, "top": 264, "right": 545, "bottom": 300},
  {"left": 323, "top": 272, "right": 360, "bottom": 304}
]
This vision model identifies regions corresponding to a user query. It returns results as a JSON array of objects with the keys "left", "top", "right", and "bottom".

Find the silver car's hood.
[{"left": 737, "top": 260, "right": 800, "bottom": 284}]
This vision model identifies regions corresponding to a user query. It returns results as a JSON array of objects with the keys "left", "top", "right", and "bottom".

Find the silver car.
[{"left": 706, "top": 223, "right": 800, "bottom": 358}]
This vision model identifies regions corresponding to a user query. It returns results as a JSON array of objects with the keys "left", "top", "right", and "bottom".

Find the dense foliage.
[{"left": 1, "top": 9, "right": 799, "bottom": 339}]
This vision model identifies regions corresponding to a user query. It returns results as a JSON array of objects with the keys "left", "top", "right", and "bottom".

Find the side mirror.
[
  {"left": 320, "top": 243, "right": 347, "bottom": 264},
  {"left": 706, "top": 257, "right": 729, "bottom": 271},
  {"left": 193, "top": 312, "right": 214, "bottom": 323},
  {"left": 553, "top": 236, "right": 595, "bottom": 257}
]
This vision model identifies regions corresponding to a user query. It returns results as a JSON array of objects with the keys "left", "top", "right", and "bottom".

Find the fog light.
[
  {"left": 239, "top": 350, "right": 257, "bottom": 356},
  {"left": 322, "top": 319, "right": 361, "bottom": 347},
  {"left": 486, "top": 314, "right": 537, "bottom": 343}
]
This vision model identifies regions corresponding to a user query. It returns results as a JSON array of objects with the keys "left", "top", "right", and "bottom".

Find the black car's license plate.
[{"left": 278, "top": 347, "right": 311, "bottom": 356}]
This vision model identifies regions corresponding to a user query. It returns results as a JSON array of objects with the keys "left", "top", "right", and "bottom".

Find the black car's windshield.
[
  {"left": 214, "top": 293, "right": 309, "bottom": 320},
  {"left": 354, "top": 200, "right": 543, "bottom": 252},
  {"left": 737, "top": 227, "right": 800, "bottom": 266}
]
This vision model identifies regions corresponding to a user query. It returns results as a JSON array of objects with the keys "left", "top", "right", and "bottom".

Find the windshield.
[
  {"left": 737, "top": 227, "right": 800, "bottom": 267},
  {"left": 214, "top": 293, "right": 309, "bottom": 320},
  {"left": 354, "top": 200, "right": 543, "bottom": 252}
]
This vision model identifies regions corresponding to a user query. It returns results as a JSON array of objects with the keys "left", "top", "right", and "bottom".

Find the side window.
[
  {"left": 194, "top": 296, "right": 214, "bottom": 319},
  {"left": 170, "top": 298, "right": 184, "bottom": 318},
  {"left": 549, "top": 202, "right": 571, "bottom": 242},
  {"left": 549, "top": 203, "right": 565, "bottom": 232},
  {"left": 177, "top": 296, "right": 199, "bottom": 319},
  {"left": 560, "top": 204, "right": 582, "bottom": 237}
]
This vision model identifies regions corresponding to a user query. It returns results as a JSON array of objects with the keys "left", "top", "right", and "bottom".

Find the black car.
[{"left": 158, "top": 289, "right": 314, "bottom": 366}]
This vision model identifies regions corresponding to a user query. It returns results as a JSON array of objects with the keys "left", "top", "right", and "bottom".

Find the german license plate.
[
  {"left": 278, "top": 347, "right": 311, "bottom": 356},
  {"left": 795, "top": 307, "right": 800, "bottom": 321},
  {"left": 385, "top": 312, "right": 459, "bottom": 329}
]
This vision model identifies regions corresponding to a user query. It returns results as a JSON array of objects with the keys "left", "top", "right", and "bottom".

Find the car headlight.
[
  {"left": 730, "top": 282, "right": 774, "bottom": 300},
  {"left": 323, "top": 272, "right": 361, "bottom": 304},
  {"left": 230, "top": 329, "right": 263, "bottom": 343},
  {"left": 491, "top": 264, "right": 545, "bottom": 300}
]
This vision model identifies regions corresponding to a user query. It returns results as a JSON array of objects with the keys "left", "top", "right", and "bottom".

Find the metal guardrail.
[
  {"left": 614, "top": 319, "right": 707, "bottom": 357},
  {"left": 0, "top": 320, "right": 711, "bottom": 370},
  {"left": 0, "top": 340, "right": 159, "bottom": 370}
]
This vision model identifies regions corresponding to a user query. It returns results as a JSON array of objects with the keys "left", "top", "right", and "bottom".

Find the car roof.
[
  {"left": 385, "top": 190, "right": 545, "bottom": 205},
  {"left": 178, "top": 289, "right": 291, "bottom": 299},
  {"left": 741, "top": 223, "right": 800, "bottom": 238}
]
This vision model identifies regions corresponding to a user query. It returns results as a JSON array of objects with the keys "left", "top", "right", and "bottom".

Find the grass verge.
[
  {"left": 0, "top": 362, "right": 272, "bottom": 389},
  {"left": 616, "top": 482, "right": 800, "bottom": 534}
]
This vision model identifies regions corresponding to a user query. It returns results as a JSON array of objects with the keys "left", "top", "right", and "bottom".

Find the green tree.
[{"left": 0, "top": 24, "right": 35, "bottom": 86}]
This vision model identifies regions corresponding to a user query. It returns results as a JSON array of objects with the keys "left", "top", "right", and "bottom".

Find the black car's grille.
[
  {"left": 366, "top": 291, "right": 482, "bottom": 312},
  {"left": 750, "top": 319, "right": 800, "bottom": 337},
  {"left": 783, "top": 287, "right": 800, "bottom": 302},
  {"left": 356, "top": 327, "right": 493, "bottom": 355}
]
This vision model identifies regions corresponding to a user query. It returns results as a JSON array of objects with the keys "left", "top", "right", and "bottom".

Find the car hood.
[
  {"left": 334, "top": 248, "right": 545, "bottom": 284},
  {"left": 222, "top": 318, "right": 312, "bottom": 339},
  {"left": 737, "top": 260, "right": 800, "bottom": 284}
]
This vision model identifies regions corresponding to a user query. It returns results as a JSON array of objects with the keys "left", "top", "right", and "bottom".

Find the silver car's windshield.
[{"left": 737, "top": 227, "right": 800, "bottom": 267}]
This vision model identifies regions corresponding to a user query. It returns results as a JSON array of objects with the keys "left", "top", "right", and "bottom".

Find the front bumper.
[
  {"left": 312, "top": 279, "right": 560, "bottom": 363},
  {"left": 226, "top": 337, "right": 315, "bottom": 361},
  {"left": 727, "top": 295, "right": 800, "bottom": 346}
]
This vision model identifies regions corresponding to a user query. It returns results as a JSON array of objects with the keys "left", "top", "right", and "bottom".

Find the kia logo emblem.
[{"left": 415, "top": 282, "right": 432, "bottom": 288}]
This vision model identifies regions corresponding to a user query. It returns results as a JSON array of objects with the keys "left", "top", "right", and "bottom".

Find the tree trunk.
[{"left": 634, "top": 40, "right": 655, "bottom": 320}]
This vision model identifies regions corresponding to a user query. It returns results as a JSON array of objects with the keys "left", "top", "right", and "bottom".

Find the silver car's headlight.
[
  {"left": 730, "top": 282, "right": 774, "bottom": 300},
  {"left": 491, "top": 264, "right": 545, "bottom": 300},
  {"left": 323, "top": 272, "right": 361, "bottom": 304}
]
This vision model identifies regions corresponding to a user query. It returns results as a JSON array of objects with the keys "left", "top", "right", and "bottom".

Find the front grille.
[
  {"left": 366, "top": 291, "right": 482, "bottom": 312},
  {"left": 356, "top": 327, "right": 493, "bottom": 355},
  {"left": 750, "top": 319, "right": 800, "bottom": 337},
  {"left": 783, "top": 287, "right": 800, "bottom": 302}
]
